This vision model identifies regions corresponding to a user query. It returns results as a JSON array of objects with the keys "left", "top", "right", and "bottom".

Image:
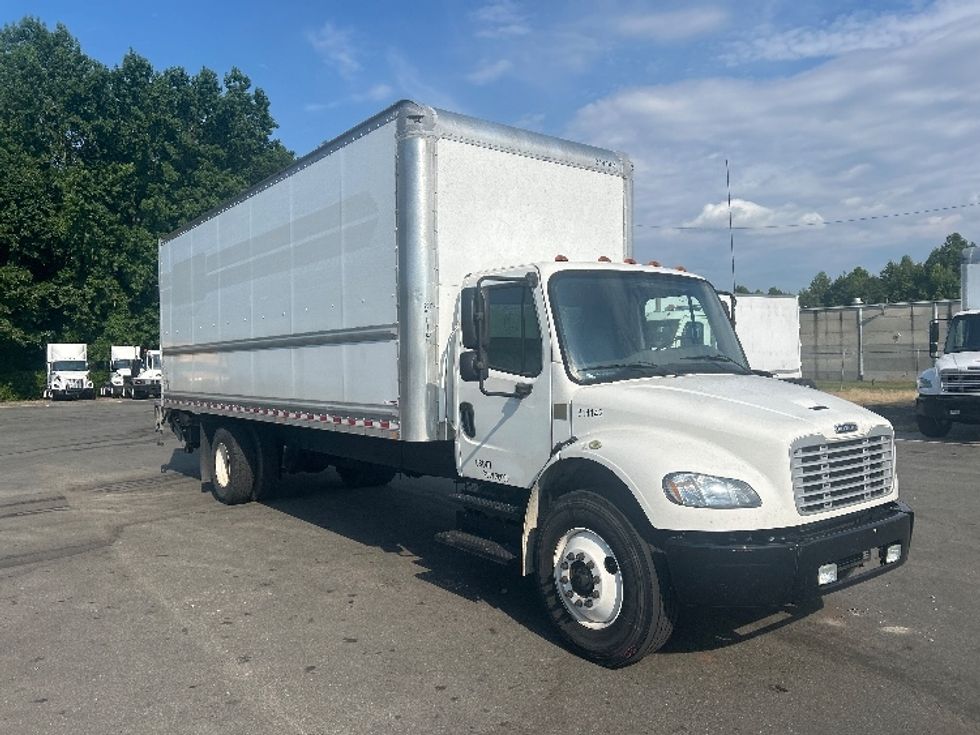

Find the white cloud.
[
  {"left": 726, "top": 0, "right": 980, "bottom": 63},
  {"left": 613, "top": 7, "right": 728, "bottom": 41},
  {"left": 568, "top": 7, "right": 980, "bottom": 289},
  {"left": 466, "top": 59, "right": 513, "bottom": 85},
  {"left": 472, "top": 1, "right": 531, "bottom": 38},
  {"left": 307, "top": 22, "right": 360, "bottom": 78}
]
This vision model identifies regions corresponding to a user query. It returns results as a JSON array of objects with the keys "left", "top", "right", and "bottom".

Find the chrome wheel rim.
[
  {"left": 553, "top": 527, "right": 623, "bottom": 629},
  {"left": 214, "top": 443, "right": 231, "bottom": 488}
]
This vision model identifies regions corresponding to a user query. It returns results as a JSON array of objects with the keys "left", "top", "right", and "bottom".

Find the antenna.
[{"left": 726, "top": 159, "right": 735, "bottom": 293}]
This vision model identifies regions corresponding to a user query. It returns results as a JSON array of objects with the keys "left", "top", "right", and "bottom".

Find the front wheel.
[
  {"left": 535, "top": 490, "right": 674, "bottom": 668},
  {"left": 916, "top": 414, "right": 952, "bottom": 438}
]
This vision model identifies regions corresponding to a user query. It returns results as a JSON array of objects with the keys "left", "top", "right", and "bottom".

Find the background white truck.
[
  {"left": 916, "top": 244, "right": 980, "bottom": 436},
  {"left": 44, "top": 343, "right": 94, "bottom": 400},
  {"left": 158, "top": 101, "right": 912, "bottom": 667},
  {"left": 132, "top": 349, "right": 162, "bottom": 399},
  {"left": 719, "top": 294, "right": 804, "bottom": 380},
  {"left": 102, "top": 345, "right": 141, "bottom": 397}
]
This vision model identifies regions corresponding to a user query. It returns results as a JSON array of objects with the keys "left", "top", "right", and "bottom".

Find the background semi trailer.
[
  {"left": 718, "top": 294, "right": 803, "bottom": 380},
  {"left": 44, "top": 343, "right": 94, "bottom": 400},
  {"left": 159, "top": 101, "right": 912, "bottom": 667},
  {"left": 916, "top": 244, "right": 980, "bottom": 436}
]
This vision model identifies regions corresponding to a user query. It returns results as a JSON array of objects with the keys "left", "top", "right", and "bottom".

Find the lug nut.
[
  {"left": 585, "top": 599, "right": 593, "bottom": 608},
  {"left": 564, "top": 590, "right": 573, "bottom": 599},
  {"left": 574, "top": 600, "right": 583, "bottom": 607},
  {"left": 592, "top": 590, "right": 600, "bottom": 598},
  {"left": 566, "top": 553, "right": 575, "bottom": 561},
  {"left": 560, "top": 576, "right": 568, "bottom": 584},
  {"left": 586, "top": 560, "right": 595, "bottom": 569},
  {"left": 576, "top": 552, "right": 585, "bottom": 561},
  {"left": 593, "top": 576, "right": 601, "bottom": 585},
  {"left": 560, "top": 561, "right": 569, "bottom": 570}
]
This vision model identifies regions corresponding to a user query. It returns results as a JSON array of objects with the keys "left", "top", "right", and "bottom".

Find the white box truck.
[
  {"left": 916, "top": 244, "right": 980, "bottom": 436},
  {"left": 158, "top": 101, "right": 912, "bottom": 667},
  {"left": 44, "top": 343, "right": 94, "bottom": 400},
  {"left": 102, "top": 345, "right": 141, "bottom": 397},
  {"left": 718, "top": 294, "right": 804, "bottom": 380}
]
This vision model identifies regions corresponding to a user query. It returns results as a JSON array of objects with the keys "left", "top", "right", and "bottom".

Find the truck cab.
[
  {"left": 452, "top": 260, "right": 911, "bottom": 664},
  {"left": 132, "top": 349, "right": 162, "bottom": 399},
  {"left": 916, "top": 244, "right": 980, "bottom": 436},
  {"left": 916, "top": 309, "right": 980, "bottom": 435}
]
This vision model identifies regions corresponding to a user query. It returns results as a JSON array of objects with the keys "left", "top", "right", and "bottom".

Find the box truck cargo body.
[{"left": 159, "top": 101, "right": 912, "bottom": 667}]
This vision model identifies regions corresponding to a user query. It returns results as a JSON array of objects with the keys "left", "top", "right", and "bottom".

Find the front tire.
[
  {"left": 209, "top": 426, "right": 257, "bottom": 505},
  {"left": 535, "top": 490, "right": 674, "bottom": 668},
  {"left": 916, "top": 414, "right": 952, "bottom": 438}
]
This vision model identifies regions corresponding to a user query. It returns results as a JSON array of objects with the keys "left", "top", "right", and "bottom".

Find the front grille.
[
  {"left": 941, "top": 370, "right": 980, "bottom": 394},
  {"left": 791, "top": 433, "right": 893, "bottom": 515}
]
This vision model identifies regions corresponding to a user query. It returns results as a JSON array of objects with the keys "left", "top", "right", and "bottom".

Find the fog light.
[
  {"left": 885, "top": 544, "right": 902, "bottom": 564},
  {"left": 818, "top": 563, "right": 838, "bottom": 585}
]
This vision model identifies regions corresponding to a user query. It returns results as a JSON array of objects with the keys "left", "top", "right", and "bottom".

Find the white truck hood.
[
  {"left": 567, "top": 374, "right": 895, "bottom": 531},
  {"left": 936, "top": 352, "right": 980, "bottom": 371}
]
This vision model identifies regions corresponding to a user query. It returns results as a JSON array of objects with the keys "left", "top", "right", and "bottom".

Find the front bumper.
[
  {"left": 916, "top": 394, "right": 980, "bottom": 423},
  {"left": 658, "top": 501, "right": 913, "bottom": 607},
  {"left": 132, "top": 381, "right": 161, "bottom": 397}
]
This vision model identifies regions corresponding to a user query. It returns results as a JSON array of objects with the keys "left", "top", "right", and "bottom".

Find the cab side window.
[{"left": 486, "top": 284, "right": 543, "bottom": 377}]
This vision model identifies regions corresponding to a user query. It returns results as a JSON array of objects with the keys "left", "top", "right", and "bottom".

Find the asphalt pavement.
[{"left": 0, "top": 399, "right": 978, "bottom": 735}]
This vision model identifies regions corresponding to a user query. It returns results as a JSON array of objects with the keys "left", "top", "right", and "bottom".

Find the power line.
[{"left": 635, "top": 199, "right": 980, "bottom": 231}]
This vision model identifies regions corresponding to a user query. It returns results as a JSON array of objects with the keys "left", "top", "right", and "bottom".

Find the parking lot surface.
[{"left": 1, "top": 399, "right": 978, "bottom": 734}]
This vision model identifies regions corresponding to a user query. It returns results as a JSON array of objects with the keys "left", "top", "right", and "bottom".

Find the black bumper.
[
  {"left": 916, "top": 394, "right": 980, "bottom": 423},
  {"left": 659, "top": 501, "right": 913, "bottom": 608}
]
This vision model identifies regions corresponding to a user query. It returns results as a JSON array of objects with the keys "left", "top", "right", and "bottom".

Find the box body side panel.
[{"left": 161, "top": 121, "right": 399, "bottom": 418}]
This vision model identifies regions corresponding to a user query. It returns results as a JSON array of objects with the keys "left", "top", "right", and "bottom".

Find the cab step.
[
  {"left": 434, "top": 530, "right": 518, "bottom": 565},
  {"left": 448, "top": 492, "right": 524, "bottom": 520}
]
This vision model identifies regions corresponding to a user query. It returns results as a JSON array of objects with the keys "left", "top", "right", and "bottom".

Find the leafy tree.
[
  {"left": 798, "top": 271, "right": 832, "bottom": 307},
  {"left": 0, "top": 18, "right": 294, "bottom": 394}
]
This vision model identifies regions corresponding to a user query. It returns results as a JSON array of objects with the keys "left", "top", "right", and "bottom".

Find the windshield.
[
  {"left": 111, "top": 359, "right": 133, "bottom": 371},
  {"left": 549, "top": 270, "right": 749, "bottom": 384},
  {"left": 148, "top": 353, "right": 162, "bottom": 370},
  {"left": 945, "top": 314, "right": 980, "bottom": 353},
  {"left": 52, "top": 360, "right": 87, "bottom": 372}
]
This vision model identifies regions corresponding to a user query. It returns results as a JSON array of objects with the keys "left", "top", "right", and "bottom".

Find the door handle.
[{"left": 459, "top": 402, "right": 476, "bottom": 438}]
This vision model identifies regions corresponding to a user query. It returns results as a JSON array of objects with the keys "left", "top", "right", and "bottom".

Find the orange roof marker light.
[
  {"left": 647, "top": 260, "right": 661, "bottom": 267},
  {"left": 555, "top": 254, "right": 569, "bottom": 262},
  {"left": 624, "top": 258, "right": 637, "bottom": 264},
  {"left": 675, "top": 265, "right": 687, "bottom": 272},
  {"left": 598, "top": 255, "right": 612, "bottom": 262}
]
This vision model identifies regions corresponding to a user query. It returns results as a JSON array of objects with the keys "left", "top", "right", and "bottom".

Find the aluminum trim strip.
[{"left": 163, "top": 324, "right": 397, "bottom": 356}]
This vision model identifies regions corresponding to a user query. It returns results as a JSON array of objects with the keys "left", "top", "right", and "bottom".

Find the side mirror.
[
  {"left": 460, "top": 288, "right": 485, "bottom": 350},
  {"left": 459, "top": 350, "right": 488, "bottom": 383},
  {"left": 929, "top": 320, "right": 940, "bottom": 358}
]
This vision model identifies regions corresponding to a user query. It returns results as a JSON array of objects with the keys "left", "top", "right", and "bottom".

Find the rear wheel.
[
  {"left": 535, "top": 490, "right": 674, "bottom": 668},
  {"left": 916, "top": 414, "right": 952, "bottom": 438},
  {"left": 210, "top": 426, "right": 257, "bottom": 505}
]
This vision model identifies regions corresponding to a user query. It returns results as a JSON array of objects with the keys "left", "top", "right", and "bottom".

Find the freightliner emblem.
[{"left": 834, "top": 422, "right": 858, "bottom": 434}]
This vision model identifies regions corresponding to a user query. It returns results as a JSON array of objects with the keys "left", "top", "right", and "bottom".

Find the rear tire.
[
  {"left": 535, "top": 490, "right": 675, "bottom": 668},
  {"left": 209, "top": 426, "right": 257, "bottom": 505},
  {"left": 916, "top": 415, "right": 952, "bottom": 438}
]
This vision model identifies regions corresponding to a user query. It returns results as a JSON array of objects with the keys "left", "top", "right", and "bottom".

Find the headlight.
[
  {"left": 663, "top": 472, "right": 762, "bottom": 509},
  {"left": 917, "top": 376, "right": 933, "bottom": 390}
]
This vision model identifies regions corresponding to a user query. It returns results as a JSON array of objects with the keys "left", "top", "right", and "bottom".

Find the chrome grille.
[
  {"left": 791, "top": 433, "right": 893, "bottom": 515},
  {"left": 940, "top": 369, "right": 980, "bottom": 394}
]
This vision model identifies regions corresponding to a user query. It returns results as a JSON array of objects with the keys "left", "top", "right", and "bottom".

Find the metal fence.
[{"left": 801, "top": 300, "right": 961, "bottom": 382}]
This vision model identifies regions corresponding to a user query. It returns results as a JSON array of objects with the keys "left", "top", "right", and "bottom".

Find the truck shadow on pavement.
[{"left": 258, "top": 470, "right": 825, "bottom": 658}]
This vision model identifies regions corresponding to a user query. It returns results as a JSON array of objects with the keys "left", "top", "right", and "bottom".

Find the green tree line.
[{"left": 0, "top": 18, "right": 293, "bottom": 398}]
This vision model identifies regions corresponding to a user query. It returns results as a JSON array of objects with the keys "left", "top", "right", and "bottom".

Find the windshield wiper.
[
  {"left": 581, "top": 363, "right": 676, "bottom": 376},
  {"left": 679, "top": 354, "right": 751, "bottom": 374}
]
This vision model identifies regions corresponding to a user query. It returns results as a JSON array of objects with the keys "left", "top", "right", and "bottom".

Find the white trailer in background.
[
  {"left": 719, "top": 294, "right": 803, "bottom": 380},
  {"left": 102, "top": 345, "right": 141, "bottom": 397},
  {"left": 157, "top": 101, "right": 912, "bottom": 667},
  {"left": 44, "top": 343, "right": 94, "bottom": 400},
  {"left": 917, "top": 244, "right": 980, "bottom": 436}
]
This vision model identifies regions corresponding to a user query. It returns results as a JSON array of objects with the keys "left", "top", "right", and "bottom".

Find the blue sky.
[{"left": 5, "top": 1, "right": 980, "bottom": 292}]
